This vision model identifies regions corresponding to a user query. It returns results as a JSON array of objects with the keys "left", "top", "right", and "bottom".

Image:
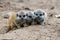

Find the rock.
[
  {"left": 50, "top": 6, "right": 55, "bottom": 10},
  {"left": 55, "top": 15, "right": 60, "bottom": 18}
]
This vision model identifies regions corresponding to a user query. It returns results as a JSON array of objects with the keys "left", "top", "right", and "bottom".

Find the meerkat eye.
[
  {"left": 43, "top": 12, "right": 45, "bottom": 15},
  {"left": 23, "top": 15, "right": 25, "bottom": 17},
  {"left": 40, "top": 14, "right": 42, "bottom": 16},
  {"left": 29, "top": 16, "right": 32, "bottom": 18},
  {"left": 19, "top": 15, "right": 21, "bottom": 17},
  {"left": 36, "top": 14, "right": 38, "bottom": 16}
]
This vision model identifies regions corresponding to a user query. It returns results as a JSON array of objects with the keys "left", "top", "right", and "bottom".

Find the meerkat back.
[{"left": 8, "top": 12, "right": 17, "bottom": 30}]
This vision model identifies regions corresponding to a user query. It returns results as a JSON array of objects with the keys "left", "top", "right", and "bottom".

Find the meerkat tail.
[{"left": 8, "top": 12, "right": 16, "bottom": 30}]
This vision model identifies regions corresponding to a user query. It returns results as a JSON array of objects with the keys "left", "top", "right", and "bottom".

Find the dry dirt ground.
[{"left": 0, "top": 0, "right": 60, "bottom": 40}]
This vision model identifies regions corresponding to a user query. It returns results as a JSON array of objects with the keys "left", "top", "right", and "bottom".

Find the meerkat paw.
[{"left": 40, "top": 22, "right": 45, "bottom": 26}]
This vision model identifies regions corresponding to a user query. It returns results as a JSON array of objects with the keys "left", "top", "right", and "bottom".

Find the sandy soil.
[{"left": 0, "top": 0, "right": 60, "bottom": 40}]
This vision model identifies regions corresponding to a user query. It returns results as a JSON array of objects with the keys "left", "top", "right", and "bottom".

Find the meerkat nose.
[{"left": 21, "top": 18, "right": 23, "bottom": 20}]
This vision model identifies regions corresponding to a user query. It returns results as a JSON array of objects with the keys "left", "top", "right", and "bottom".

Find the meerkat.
[
  {"left": 8, "top": 12, "right": 17, "bottom": 30},
  {"left": 3, "top": 11, "right": 15, "bottom": 19},
  {"left": 26, "top": 11, "right": 35, "bottom": 25},
  {"left": 33, "top": 9, "right": 47, "bottom": 25},
  {"left": 16, "top": 10, "right": 28, "bottom": 28}
]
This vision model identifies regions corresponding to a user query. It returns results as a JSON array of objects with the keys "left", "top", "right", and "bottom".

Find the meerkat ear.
[
  {"left": 34, "top": 12, "right": 35, "bottom": 14},
  {"left": 16, "top": 14, "right": 18, "bottom": 16},
  {"left": 26, "top": 14, "right": 28, "bottom": 16}
]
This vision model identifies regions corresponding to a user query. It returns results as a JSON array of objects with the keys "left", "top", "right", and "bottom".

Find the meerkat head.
[
  {"left": 34, "top": 9, "right": 46, "bottom": 20},
  {"left": 26, "top": 11, "right": 34, "bottom": 20},
  {"left": 16, "top": 11, "right": 27, "bottom": 20}
]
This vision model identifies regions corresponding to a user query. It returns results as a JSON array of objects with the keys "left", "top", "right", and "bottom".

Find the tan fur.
[{"left": 8, "top": 12, "right": 16, "bottom": 30}]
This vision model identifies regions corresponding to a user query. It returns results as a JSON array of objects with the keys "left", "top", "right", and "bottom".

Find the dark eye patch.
[
  {"left": 36, "top": 14, "right": 38, "bottom": 16},
  {"left": 28, "top": 16, "right": 32, "bottom": 18},
  {"left": 19, "top": 15, "right": 21, "bottom": 17},
  {"left": 23, "top": 15, "right": 25, "bottom": 17},
  {"left": 40, "top": 14, "right": 42, "bottom": 16}
]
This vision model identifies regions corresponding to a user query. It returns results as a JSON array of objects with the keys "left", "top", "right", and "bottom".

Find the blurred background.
[{"left": 0, "top": 0, "right": 60, "bottom": 11}]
